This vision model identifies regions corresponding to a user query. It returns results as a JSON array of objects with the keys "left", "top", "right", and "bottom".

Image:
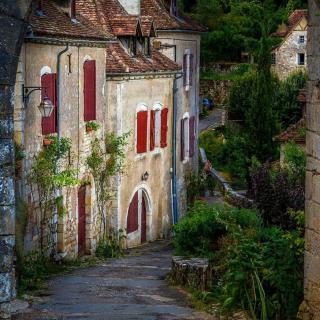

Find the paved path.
[
  {"left": 13, "top": 241, "right": 213, "bottom": 320},
  {"left": 199, "top": 109, "right": 224, "bottom": 133}
]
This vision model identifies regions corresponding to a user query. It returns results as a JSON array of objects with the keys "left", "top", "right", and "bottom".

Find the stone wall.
[
  {"left": 303, "top": 0, "right": 320, "bottom": 318},
  {"left": 200, "top": 79, "right": 232, "bottom": 107},
  {"left": 0, "top": 1, "right": 32, "bottom": 318}
]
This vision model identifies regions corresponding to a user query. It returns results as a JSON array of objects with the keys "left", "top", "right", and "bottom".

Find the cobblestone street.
[{"left": 13, "top": 241, "right": 212, "bottom": 320}]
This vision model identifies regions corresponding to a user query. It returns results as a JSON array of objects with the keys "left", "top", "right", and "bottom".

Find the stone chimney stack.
[{"left": 118, "top": 0, "right": 141, "bottom": 15}]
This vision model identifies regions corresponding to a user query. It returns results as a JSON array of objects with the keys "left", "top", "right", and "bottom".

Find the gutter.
[
  {"left": 106, "top": 70, "right": 183, "bottom": 78},
  {"left": 171, "top": 73, "right": 183, "bottom": 225}
]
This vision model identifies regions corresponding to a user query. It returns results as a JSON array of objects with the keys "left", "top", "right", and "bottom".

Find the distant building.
[{"left": 271, "top": 9, "right": 308, "bottom": 80}]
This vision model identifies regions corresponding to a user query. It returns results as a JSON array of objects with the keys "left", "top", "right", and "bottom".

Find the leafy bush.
[
  {"left": 174, "top": 203, "right": 304, "bottom": 319},
  {"left": 275, "top": 70, "right": 307, "bottom": 128},
  {"left": 282, "top": 141, "right": 306, "bottom": 185},
  {"left": 173, "top": 202, "right": 261, "bottom": 257},
  {"left": 96, "top": 229, "right": 126, "bottom": 259},
  {"left": 250, "top": 163, "right": 305, "bottom": 229}
]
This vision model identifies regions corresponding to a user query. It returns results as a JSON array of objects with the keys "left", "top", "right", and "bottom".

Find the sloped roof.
[
  {"left": 106, "top": 42, "right": 180, "bottom": 74},
  {"left": 273, "top": 9, "right": 308, "bottom": 37},
  {"left": 141, "top": 0, "right": 206, "bottom": 32},
  {"left": 274, "top": 118, "right": 306, "bottom": 143},
  {"left": 28, "top": 0, "right": 111, "bottom": 41}
]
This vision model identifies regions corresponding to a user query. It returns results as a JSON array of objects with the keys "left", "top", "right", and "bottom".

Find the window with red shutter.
[
  {"left": 127, "top": 192, "right": 139, "bottom": 233},
  {"left": 41, "top": 73, "right": 57, "bottom": 135},
  {"left": 189, "top": 116, "right": 195, "bottom": 157},
  {"left": 160, "top": 108, "right": 168, "bottom": 148},
  {"left": 150, "top": 110, "right": 155, "bottom": 151},
  {"left": 137, "top": 110, "right": 148, "bottom": 153},
  {"left": 84, "top": 60, "right": 96, "bottom": 122},
  {"left": 190, "top": 54, "right": 194, "bottom": 86}
]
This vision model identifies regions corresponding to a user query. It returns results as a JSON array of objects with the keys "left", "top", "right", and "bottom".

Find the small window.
[
  {"left": 271, "top": 52, "right": 276, "bottom": 65},
  {"left": 298, "top": 53, "right": 305, "bottom": 66},
  {"left": 181, "top": 116, "right": 189, "bottom": 161},
  {"left": 299, "top": 35, "right": 305, "bottom": 44},
  {"left": 129, "top": 37, "right": 137, "bottom": 56},
  {"left": 144, "top": 37, "right": 151, "bottom": 57},
  {"left": 183, "top": 52, "right": 194, "bottom": 89},
  {"left": 150, "top": 107, "right": 168, "bottom": 150}
]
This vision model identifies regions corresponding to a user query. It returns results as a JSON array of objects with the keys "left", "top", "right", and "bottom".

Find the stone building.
[
  {"left": 303, "top": 0, "right": 320, "bottom": 318},
  {"left": 271, "top": 9, "right": 308, "bottom": 80},
  {"left": 13, "top": 0, "right": 203, "bottom": 256}
]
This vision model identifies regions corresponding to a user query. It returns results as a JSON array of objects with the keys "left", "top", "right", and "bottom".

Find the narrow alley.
[{"left": 13, "top": 241, "right": 212, "bottom": 320}]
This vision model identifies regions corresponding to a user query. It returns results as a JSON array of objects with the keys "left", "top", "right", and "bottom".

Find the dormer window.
[
  {"left": 129, "top": 37, "right": 137, "bottom": 56},
  {"left": 144, "top": 38, "right": 151, "bottom": 57},
  {"left": 70, "top": 0, "right": 76, "bottom": 19}
]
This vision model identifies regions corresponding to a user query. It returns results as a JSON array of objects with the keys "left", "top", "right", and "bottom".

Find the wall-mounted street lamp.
[
  {"left": 141, "top": 171, "right": 149, "bottom": 181},
  {"left": 22, "top": 85, "right": 54, "bottom": 118}
]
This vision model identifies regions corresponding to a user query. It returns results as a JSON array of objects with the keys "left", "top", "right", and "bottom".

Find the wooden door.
[
  {"left": 78, "top": 185, "right": 86, "bottom": 255},
  {"left": 127, "top": 191, "right": 139, "bottom": 234},
  {"left": 141, "top": 196, "right": 147, "bottom": 243}
]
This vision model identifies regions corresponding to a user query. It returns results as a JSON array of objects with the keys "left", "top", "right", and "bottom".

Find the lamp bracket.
[{"left": 22, "top": 85, "right": 46, "bottom": 105}]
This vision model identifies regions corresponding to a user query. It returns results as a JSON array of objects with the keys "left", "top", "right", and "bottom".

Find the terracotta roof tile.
[
  {"left": 109, "top": 16, "right": 141, "bottom": 36},
  {"left": 141, "top": 0, "right": 206, "bottom": 32},
  {"left": 273, "top": 9, "right": 308, "bottom": 37},
  {"left": 274, "top": 118, "right": 306, "bottom": 143},
  {"left": 106, "top": 42, "right": 180, "bottom": 74},
  {"left": 28, "top": 0, "right": 111, "bottom": 40}
]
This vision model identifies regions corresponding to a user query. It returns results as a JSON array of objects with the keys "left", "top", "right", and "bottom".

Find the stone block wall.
[
  {"left": 304, "top": 0, "right": 320, "bottom": 318},
  {"left": 200, "top": 79, "right": 232, "bottom": 107}
]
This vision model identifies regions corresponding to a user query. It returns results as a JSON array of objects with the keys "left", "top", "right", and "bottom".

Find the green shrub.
[
  {"left": 174, "top": 203, "right": 304, "bottom": 319},
  {"left": 282, "top": 141, "right": 306, "bottom": 185},
  {"left": 96, "top": 229, "right": 126, "bottom": 259},
  {"left": 174, "top": 202, "right": 261, "bottom": 257}
]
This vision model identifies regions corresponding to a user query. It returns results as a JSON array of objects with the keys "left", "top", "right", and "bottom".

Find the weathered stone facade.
[
  {"left": 304, "top": 0, "right": 320, "bottom": 318},
  {"left": 200, "top": 79, "right": 232, "bottom": 107},
  {"left": 0, "top": 1, "right": 32, "bottom": 318},
  {"left": 272, "top": 11, "right": 307, "bottom": 80}
]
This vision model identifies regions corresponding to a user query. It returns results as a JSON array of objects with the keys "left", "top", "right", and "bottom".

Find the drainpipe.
[
  {"left": 171, "top": 73, "right": 182, "bottom": 225},
  {"left": 53, "top": 44, "right": 69, "bottom": 257},
  {"left": 57, "top": 44, "right": 69, "bottom": 140}
]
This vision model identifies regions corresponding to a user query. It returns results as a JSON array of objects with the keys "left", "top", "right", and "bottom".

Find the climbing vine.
[
  {"left": 27, "top": 136, "right": 79, "bottom": 255},
  {"left": 86, "top": 131, "right": 130, "bottom": 239}
]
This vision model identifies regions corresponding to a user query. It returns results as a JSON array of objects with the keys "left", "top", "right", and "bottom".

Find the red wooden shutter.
[
  {"left": 160, "top": 108, "right": 168, "bottom": 148},
  {"left": 189, "top": 116, "right": 195, "bottom": 157},
  {"left": 127, "top": 192, "right": 139, "bottom": 233},
  {"left": 183, "top": 54, "right": 187, "bottom": 86},
  {"left": 137, "top": 111, "right": 148, "bottom": 153},
  {"left": 84, "top": 60, "right": 96, "bottom": 121},
  {"left": 150, "top": 110, "right": 155, "bottom": 151},
  {"left": 41, "top": 73, "right": 57, "bottom": 135},
  {"left": 181, "top": 119, "right": 184, "bottom": 161},
  {"left": 189, "top": 54, "right": 194, "bottom": 86}
]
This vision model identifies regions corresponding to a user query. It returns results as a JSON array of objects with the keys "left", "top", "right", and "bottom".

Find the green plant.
[
  {"left": 282, "top": 141, "right": 306, "bottom": 185},
  {"left": 86, "top": 121, "right": 100, "bottom": 131},
  {"left": 86, "top": 132, "right": 130, "bottom": 239},
  {"left": 96, "top": 229, "right": 126, "bottom": 258},
  {"left": 15, "top": 142, "right": 25, "bottom": 161},
  {"left": 27, "top": 136, "right": 80, "bottom": 254}
]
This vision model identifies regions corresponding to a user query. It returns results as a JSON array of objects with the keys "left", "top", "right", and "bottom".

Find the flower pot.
[
  {"left": 86, "top": 125, "right": 93, "bottom": 133},
  {"left": 43, "top": 138, "right": 52, "bottom": 146}
]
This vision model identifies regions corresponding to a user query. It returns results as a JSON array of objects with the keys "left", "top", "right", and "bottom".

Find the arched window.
[
  {"left": 41, "top": 72, "right": 57, "bottom": 135},
  {"left": 181, "top": 113, "right": 189, "bottom": 161},
  {"left": 83, "top": 60, "right": 96, "bottom": 121},
  {"left": 136, "top": 104, "right": 148, "bottom": 154},
  {"left": 150, "top": 104, "right": 168, "bottom": 151}
]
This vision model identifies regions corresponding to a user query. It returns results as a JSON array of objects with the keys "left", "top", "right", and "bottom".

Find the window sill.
[
  {"left": 151, "top": 148, "right": 162, "bottom": 156},
  {"left": 135, "top": 153, "right": 147, "bottom": 161}
]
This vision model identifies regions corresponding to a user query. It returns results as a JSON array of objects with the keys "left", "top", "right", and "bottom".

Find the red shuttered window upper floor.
[
  {"left": 189, "top": 116, "right": 196, "bottom": 157},
  {"left": 41, "top": 73, "right": 57, "bottom": 135},
  {"left": 137, "top": 110, "right": 148, "bottom": 153},
  {"left": 160, "top": 108, "right": 168, "bottom": 148},
  {"left": 84, "top": 60, "right": 96, "bottom": 122}
]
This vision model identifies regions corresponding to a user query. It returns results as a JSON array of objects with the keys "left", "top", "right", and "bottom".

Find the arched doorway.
[{"left": 127, "top": 189, "right": 150, "bottom": 244}]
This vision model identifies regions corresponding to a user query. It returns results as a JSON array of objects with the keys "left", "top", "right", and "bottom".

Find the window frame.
[
  {"left": 297, "top": 52, "right": 305, "bottom": 66},
  {"left": 298, "top": 35, "right": 305, "bottom": 44}
]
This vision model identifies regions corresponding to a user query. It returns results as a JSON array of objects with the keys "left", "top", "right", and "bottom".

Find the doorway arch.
[{"left": 126, "top": 186, "right": 152, "bottom": 245}]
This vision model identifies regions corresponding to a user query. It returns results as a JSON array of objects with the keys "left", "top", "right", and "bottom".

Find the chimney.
[{"left": 118, "top": 0, "right": 141, "bottom": 15}]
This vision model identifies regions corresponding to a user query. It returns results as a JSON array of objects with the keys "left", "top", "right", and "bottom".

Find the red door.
[
  {"left": 127, "top": 192, "right": 139, "bottom": 234},
  {"left": 141, "top": 196, "right": 147, "bottom": 243},
  {"left": 78, "top": 186, "right": 86, "bottom": 255}
]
